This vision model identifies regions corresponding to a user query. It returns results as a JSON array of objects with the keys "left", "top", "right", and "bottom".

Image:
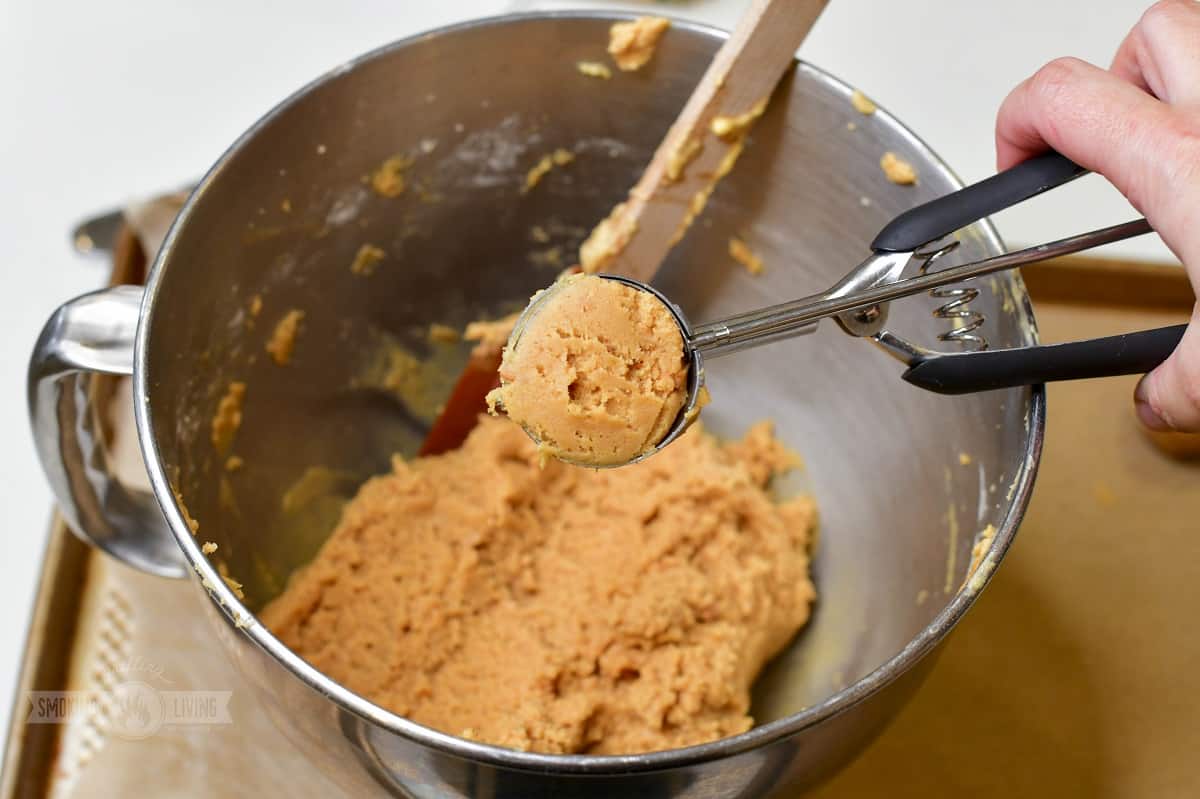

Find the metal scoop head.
[{"left": 499, "top": 273, "right": 706, "bottom": 468}]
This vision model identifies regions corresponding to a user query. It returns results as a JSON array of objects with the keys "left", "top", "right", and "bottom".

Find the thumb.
[{"left": 1134, "top": 304, "right": 1200, "bottom": 432}]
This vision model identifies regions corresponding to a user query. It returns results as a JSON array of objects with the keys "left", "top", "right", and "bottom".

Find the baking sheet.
[
  {"left": 815, "top": 269, "right": 1199, "bottom": 796},
  {"left": 3, "top": 241, "right": 1195, "bottom": 797}
]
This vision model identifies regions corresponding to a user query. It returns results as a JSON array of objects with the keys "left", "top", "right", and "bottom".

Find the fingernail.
[{"left": 1134, "top": 377, "right": 1171, "bottom": 431}]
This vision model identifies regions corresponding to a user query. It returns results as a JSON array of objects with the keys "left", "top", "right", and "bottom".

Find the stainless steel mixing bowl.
[{"left": 29, "top": 12, "right": 1043, "bottom": 797}]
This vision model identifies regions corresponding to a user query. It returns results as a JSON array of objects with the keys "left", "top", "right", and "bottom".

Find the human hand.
[{"left": 995, "top": 0, "right": 1200, "bottom": 432}]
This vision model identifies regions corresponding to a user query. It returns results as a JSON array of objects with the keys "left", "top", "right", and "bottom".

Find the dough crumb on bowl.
[
  {"left": 522, "top": 148, "right": 575, "bottom": 194},
  {"left": 350, "top": 243, "right": 385, "bottom": 276},
  {"left": 266, "top": 309, "right": 305, "bottom": 365},
  {"left": 608, "top": 16, "right": 670, "bottom": 71},
  {"left": 729, "top": 236, "right": 765, "bottom": 275},
  {"left": 261, "top": 414, "right": 817, "bottom": 755},
  {"left": 428, "top": 323, "right": 460, "bottom": 344},
  {"left": 463, "top": 312, "right": 522, "bottom": 359},
  {"left": 528, "top": 246, "right": 564, "bottom": 268},
  {"left": 968, "top": 523, "right": 997, "bottom": 576},
  {"left": 172, "top": 487, "right": 200, "bottom": 535},
  {"left": 576, "top": 61, "right": 612, "bottom": 80},
  {"left": 880, "top": 151, "right": 918, "bottom": 185},
  {"left": 246, "top": 294, "right": 264, "bottom": 330},
  {"left": 371, "top": 155, "right": 411, "bottom": 197},
  {"left": 211, "top": 381, "right": 246, "bottom": 456},
  {"left": 850, "top": 89, "right": 877, "bottom": 115},
  {"left": 217, "top": 560, "right": 245, "bottom": 600},
  {"left": 485, "top": 274, "right": 690, "bottom": 467}
]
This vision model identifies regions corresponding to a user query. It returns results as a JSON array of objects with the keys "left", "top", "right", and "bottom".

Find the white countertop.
[{"left": 0, "top": 0, "right": 1170, "bottom": 743}]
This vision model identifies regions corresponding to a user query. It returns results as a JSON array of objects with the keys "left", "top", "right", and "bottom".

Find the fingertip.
[
  {"left": 1134, "top": 375, "right": 1173, "bottom": 431},
  {"left": 994, "top": 75, "right": 1044, "bottom": 170},
  {"left": 1135, "top": 335, "right": 1200, "bottom": 433}
]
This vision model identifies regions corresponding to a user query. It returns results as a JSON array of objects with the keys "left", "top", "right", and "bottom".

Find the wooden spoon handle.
[
  {"left": 420, "top": 1, "right": 830, "bottom": 456},
  {"left": 584, "top": 0, "right": 831, "bottom": 282}
]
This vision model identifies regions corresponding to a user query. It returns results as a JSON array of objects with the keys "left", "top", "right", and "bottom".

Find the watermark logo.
[{"left": 27, "top": 662, "right": 232, "bottom": 741}]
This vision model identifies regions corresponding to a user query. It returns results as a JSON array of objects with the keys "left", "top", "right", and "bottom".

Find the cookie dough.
[
  {"left": 880, "top": 151, "right": 918, "bottom": 185},
  {"left": 211, "top": 381, "right": 246, "bottom": 456},
  {"left": 665, "top": 136, "right": 702, "bottom": 182},
  {"left": 486, "top": 274, "right": 689, "bottom": 466},
  {"left": 711, "top": 98, "right": 768, "bottom": 141},
  {"left": 608, "top": 16, "right": 670, "bottom": 71},
  {"left": 371, "top": 155, "right": 411, "bottom": 198},
  {"left": 576, "top": 61, "right": 612, "bottom": 80},
  {"left": 850, "top": 89, "right": 877, "bottom": 115},
  {"left": 428, "top": 323, "right": 460, "bottom": 344},
  {"left": 464, "top": 311, "right": 522, "bottom": 359},
  {"left": 350, "top": 243, "right": 385, "bottom": 276},
  {"left": 522, "top": 148, "right": 575, "bottom": 194},
  {"left": 729, "top": 236, "right": 765, "bottom": 275},
  {"left": 580, "top": 201, "right": 638, "bottom": 273},
  {"left": 265, "top": 309, "right": 305, "bottom": 365},
  {"left": 261, "top": 414, "right": 817, "bottom": 754}
]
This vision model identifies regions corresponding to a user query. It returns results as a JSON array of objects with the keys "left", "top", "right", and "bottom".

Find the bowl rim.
[{"left": 134, "top": 8, "right": 1045, "bottom": 776}]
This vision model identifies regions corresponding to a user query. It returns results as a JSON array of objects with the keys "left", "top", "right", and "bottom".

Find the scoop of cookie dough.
[{"left": 488, "top": 274, "right": 689, "bottom": 466}]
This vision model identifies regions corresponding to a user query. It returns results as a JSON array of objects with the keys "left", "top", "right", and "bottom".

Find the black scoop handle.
[
  {"left": 902, "top": 324, "right": 1187, "bottom": 395},
  {"left": 872, "top": 152, "right": 1087, "bottom": 253}
]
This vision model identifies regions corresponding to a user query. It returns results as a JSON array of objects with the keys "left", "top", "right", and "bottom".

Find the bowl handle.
[{"left": 28, "top": 286, "right": 187, "bottom": 578}]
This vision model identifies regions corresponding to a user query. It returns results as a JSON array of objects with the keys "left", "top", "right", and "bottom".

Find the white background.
[{"left": 0, "top": 0, "right": 1172, "bottom": 737}]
